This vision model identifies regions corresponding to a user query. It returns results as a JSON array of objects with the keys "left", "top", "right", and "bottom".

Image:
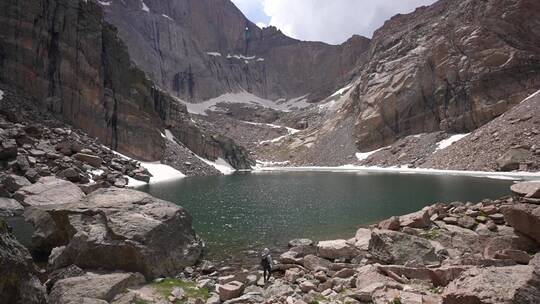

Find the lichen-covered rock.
[
  {"left": 368, "top": 229, "right": 445, "bottom": 266},
  {"left": 26, "top": 188, "right": 204, "bottom": 279},
  {"left": 0, "top": 220, "right": 47, "bottom": 304}
]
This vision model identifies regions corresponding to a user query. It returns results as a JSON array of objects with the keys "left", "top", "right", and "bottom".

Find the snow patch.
[
  {"left": 183, "top": 91, "right": 311, "bottom": 116},
  {"left": 255, "top": 160, "right": 290, "bottom": 168},
  {"left": 0, "top": 89, "right": 4, "bottom": 101},
  {"left": 241, "top": 121, "right": 300, "bottom": 135},
  {"left": 103, "top": 147, "right": 185, "bottom": 186},
  {"left": 141, "top": 0, "right": 150, "bottom": 12},
  {"left": 206, "top": 52, "right": 222, "bottom": 57},
  {"left": 162, "top": 14, "right": 173, "bottom": 21},
  {"left": 521, "top": 89, "right": 540, "bottom": 104},
  {"left": 355, "top": 146, "right": 388, "bottom": 161},
  {"left": 255, "top": 166, "right": 540, "bottom": 181},
  {"left": 196, "top": 156, "right": 236, "bottom": 175},
  {"left": 435, "top": 133, "right": 470, "bottom": 151},
  {"left": 330, "top": 83, "right": 353, "bottom": 98},
  {"left": 97, "top": 0, "right": 111, "bottom": 6}
]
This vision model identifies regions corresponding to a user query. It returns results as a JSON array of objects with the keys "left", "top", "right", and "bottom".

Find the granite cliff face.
[
  {"left": 348, "top": 0, "right": 540, "bottom": 152},
  {"left": 272, "top": 0, "right": 540, "bottom": 166},
  {"left": 98, "top": 0, "right": 371, "bottom": 102},
  {"left": 0, "top": 0, "right": 167, "bottom": 161},
  {"left": 0, "top": 0, "right": 253, "bottom": 169}
]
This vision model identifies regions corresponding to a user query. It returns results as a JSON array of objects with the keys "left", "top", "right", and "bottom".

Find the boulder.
[
  {"left": 511, "top": 181, "right": 540, "bottom": 199},
  {"left": 497, "top": 148, "right": 531, "bottom": 171},
  {"left": 378, "top": 216, "right": 400, "bottom": 231},
  {"left": 377, "top": 265, "right": 470, "bottom": 287},
  {"left": 0, "top": 220, "right": 47, "bottom": 304},
  {"left": 73, "top": 153, "right": 103, "bottom": 167},
  {"left": 289, "top": 238, "right": 313, "bottom": 247},
  {"left": 399, "top": 209, "right": 431, "bottom": 228},
  {"left": 280, "top": 251, "right": 303, "bottom": 265},
  {"left": 368, "top": 229, "right": 445, "bottom": 266},
  {"left": 57, "top": 167, "right": 83, "bottom": 183},
  {"left": 15, "top": 176, "right": 85, "bottom": 207},
  {"left": 219, "top": 281, "right": 244, "bottom": 302},
  {"left": 26, "top": 188, "right": 204, "bottom": 279},
  {"left": 263, "top": 279, "right": 294, "bottom": 299},
  {"left": 317, "top": 239, "right": 360, "bottom": 260},
  {"left": 353, "top": 228, "right": 372, "bottom": 250},
  {"left": 442, "top": 264, "right": 539, "bottom": 303},
  {"left": 502, "top": 204, "right": 540, "bottom": 243},
  {"left": 48, "top": 272, "right": 144, "bottom": 304},
  {"left": 1, "top": 174, "right": 31, "bottom": 193},
  {"left": 0, "top": 197, "right": 24, "bottom": 216},
  {"left": 299, "top": 281, "right": 316, "bottom": 293},
  {"left": 0, "top": 139, "right": 18, "bottom": 160},
  {"left": 303, "top": 255, "right": 332, "bottom": 272},
  {"left": 457, "top": 216, "right": 476, "bottom": 229},
  {"left": 494, "top": 249, "right": 532, "bottom": 265}
]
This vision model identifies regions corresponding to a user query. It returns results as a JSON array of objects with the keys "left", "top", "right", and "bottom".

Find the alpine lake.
[{"left": 135, "top": 170, "right": 515, "bottom": 265}]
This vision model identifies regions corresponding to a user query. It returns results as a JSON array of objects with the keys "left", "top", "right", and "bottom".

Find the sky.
[{"left": 230, "top": 0, "right": 438, "bottom": 45}]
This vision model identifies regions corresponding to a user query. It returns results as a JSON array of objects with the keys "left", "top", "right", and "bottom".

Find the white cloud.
[
  {"left": 256, "top": 22, "right": 267, "bottom": 29},
  {"left": 261, "top": 0, "right": 437, "bottom": 44}
]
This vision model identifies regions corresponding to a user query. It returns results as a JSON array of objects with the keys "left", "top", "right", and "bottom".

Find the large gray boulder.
[
  {"left": 368, "top": 229, "right": 445, "bottom": 266},
  {"left": 15, "top": 176, "right": 85, "bottom": 207},
  {"left": 502, "top": 204, "right": 540, "bottom": 243},
  {"left": 48, "top": 271, "right": 145, "bottom": 304},
  {"left": 27, "top": 188, "right": 204, "bottom": 279},
  {"left": 0, "top": 220, "right": 47, "bottom": 304}
]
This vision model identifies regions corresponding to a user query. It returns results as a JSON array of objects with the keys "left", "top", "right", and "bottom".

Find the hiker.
[{"left": 260, "top": 248, "right": 273, "bottom": 283}]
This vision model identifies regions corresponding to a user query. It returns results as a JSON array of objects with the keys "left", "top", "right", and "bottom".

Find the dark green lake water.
[{"left": 137, "top": 171, "right": 513, "bottom": 263}]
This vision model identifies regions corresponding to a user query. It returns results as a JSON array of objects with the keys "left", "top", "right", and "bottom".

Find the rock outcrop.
[
  {"left": 0, "top": 220, "right": 47, "bottom": 304},
  {"left": 26, "top": 188, "right": 204, "bottom": 279}
]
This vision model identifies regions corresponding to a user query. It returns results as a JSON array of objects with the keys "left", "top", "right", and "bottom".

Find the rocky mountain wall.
[
  {"left": 347, "top": 0, "right": 540, "bottom": 151},
  {"left": 0, "top": 0, "right": 254, "bottom": 169},
  {"left": 0, "top": 0, "right": 170, "bottom": 161},
  {"left": 99, "top": 0, "right": 371, "bottom": 102}
]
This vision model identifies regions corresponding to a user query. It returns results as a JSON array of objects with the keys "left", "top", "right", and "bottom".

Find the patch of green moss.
[
  {"left": 132, "top": 297, "right": 151, "bottom": 304},
  {"left": 421, "top": 227, "right": 441, "bottom": 240},
  {"left": 390, "top": 296, "right": 402, "bottom": 304},
  {"left": 151, "top": 278, "right": 210, "bottom": 302}
]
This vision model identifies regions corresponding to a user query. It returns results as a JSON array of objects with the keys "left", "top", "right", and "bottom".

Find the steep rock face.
[
  {"left": 0, "top": 0, "right": 254, "bottom": 170},
  {"left": 348, "top": 0, "right": 540, "bottom": 151},
  {"left": 275, "top": 0, "right": 540, "bottom": 164},
  {"left": 0, "top": 0, "right": 169, "bottom": 161},
  {"left": 0, "top": 220, "right": 47, "bottom": 304},
  {"left": 98, "top": 0, "right": 371, "bottom": 102}
]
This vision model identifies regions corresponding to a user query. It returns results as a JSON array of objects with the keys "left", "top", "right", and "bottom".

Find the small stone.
[
  {"left": 289, "top": 238, "right": 313, "bottom": 247},
  {"left": 443, "top": 217, "right": 458, "bottom": 225},
  {"left": 457, "top": 216, "right": 477, "bottom": 229}
]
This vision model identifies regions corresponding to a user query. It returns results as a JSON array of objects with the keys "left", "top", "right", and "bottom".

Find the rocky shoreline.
[{"left": 2, "top": 167, "right": 540, "bottom": 303}]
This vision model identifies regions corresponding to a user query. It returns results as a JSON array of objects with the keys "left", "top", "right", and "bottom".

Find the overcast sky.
[{"left": 230, "top": 0, "right": 437, "bottom": 44}]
